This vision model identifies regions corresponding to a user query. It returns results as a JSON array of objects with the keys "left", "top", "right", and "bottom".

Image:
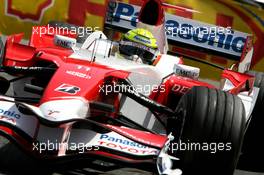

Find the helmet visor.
[{"left": 119, "top": 40, "right": 157, "bottom": 64}]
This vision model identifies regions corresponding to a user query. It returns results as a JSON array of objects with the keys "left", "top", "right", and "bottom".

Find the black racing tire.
[
  {"left": 240, "top": 71, "right": 264, "bottom": 171},
  {"left": 48, "top": 21, "right": 89, "bottom": 44},
  {"left": 174, "top": 86, "right": 246, "bottom": 175}
]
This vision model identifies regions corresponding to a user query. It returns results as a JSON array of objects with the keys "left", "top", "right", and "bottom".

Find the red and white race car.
[{"left": 0, "top": 0, "right": 263, "bottom": 174}]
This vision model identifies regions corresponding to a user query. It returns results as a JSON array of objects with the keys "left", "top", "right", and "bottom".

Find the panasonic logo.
[
  {"left": 100, "top": 134, "right": 148, "bottom": 149},
  {"left": 111, "top": 2, "right": 248, "bottom": 56},
  {"left": 0, "top": 108, "right": 21, "bottom": 119}
]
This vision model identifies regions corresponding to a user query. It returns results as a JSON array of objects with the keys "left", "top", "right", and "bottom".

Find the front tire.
[{"left": 174, "top": 86, "right": 246, "bottom": 175}]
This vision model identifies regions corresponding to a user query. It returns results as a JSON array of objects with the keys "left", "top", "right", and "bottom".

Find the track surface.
[{"left": 0, "top": 137, "right": 263, "bottom": 175}]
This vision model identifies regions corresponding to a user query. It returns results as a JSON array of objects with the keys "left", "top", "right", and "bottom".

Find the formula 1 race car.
[{"left": 0, "top": 0, "right": 263, "bottom": 175}]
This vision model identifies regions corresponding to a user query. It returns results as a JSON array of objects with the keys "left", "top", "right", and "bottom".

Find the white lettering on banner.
[{"left": 106, "top": 2, "right": 249, "bottom": 57}]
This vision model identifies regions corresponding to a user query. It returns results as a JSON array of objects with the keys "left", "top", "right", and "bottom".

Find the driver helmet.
[{"left": 119, "top": 28, "right": 159, "bottom": 65}]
